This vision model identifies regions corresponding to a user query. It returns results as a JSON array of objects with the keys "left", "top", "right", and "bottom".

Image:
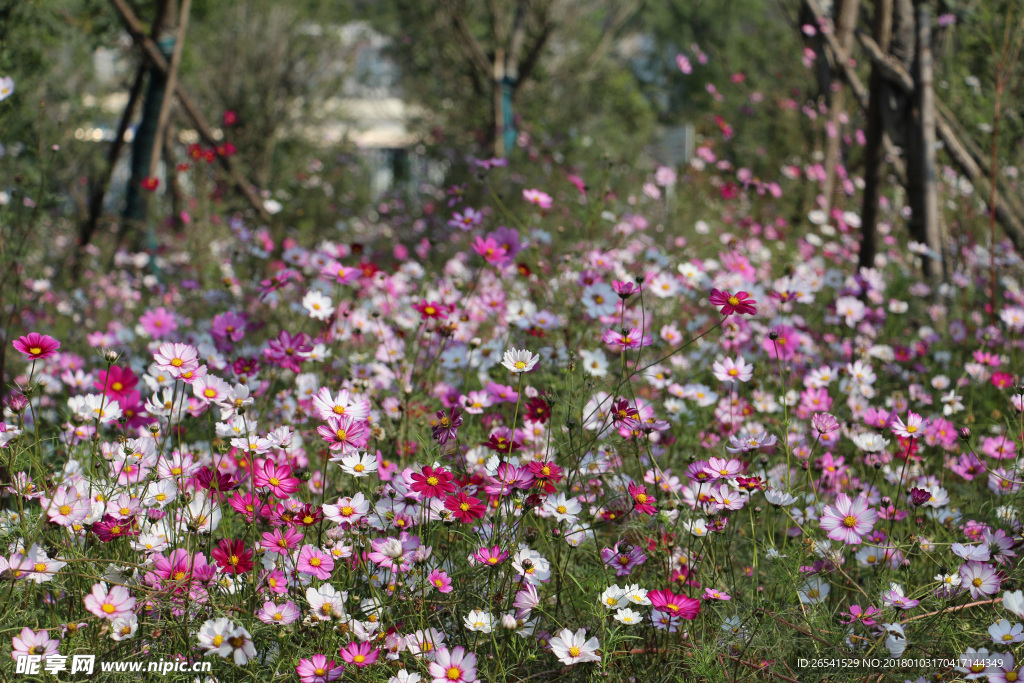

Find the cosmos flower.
[
  {"left": 296, "top": 654, "right": 343, "bottom": 683},
  {"left": 502, "top": 348, "right": 539, "bottom": 373},
  {"left": 548, "top": 628, "right": 601, "bottom": 665},
  {"left": 819, "top": 493, "right": 878, "bottom": 545},
  {"left": 709, "top": 289, "right": 757, "bottom": 316}
]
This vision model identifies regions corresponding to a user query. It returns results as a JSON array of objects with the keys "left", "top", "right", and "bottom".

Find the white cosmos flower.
[
  {"left": 549, "top": 628, "right": 601, "bottom": 665},
  {"left": 463, "top": 609, "right": 494, "bottom": 633},
  {"left": 302, "top": 290, "right": 334, "bottom": 320},
  {"left": 501, "top": 347, "right": 539, "bottom": 373},
  {"left": 614, "top": 608, "right": 643, "bottom": 625}
]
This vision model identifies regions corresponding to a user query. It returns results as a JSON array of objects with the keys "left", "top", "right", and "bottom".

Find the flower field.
[
  {"left": 3, "top": 2, "right": 1024, "bottom": 681},
  {"left": 2, "top": 150, "right": 1024, "bottom": 683}
]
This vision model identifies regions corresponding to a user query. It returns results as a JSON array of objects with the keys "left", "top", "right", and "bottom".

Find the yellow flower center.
[
  {"left": 212, "top": 635, "right": 223, "bottom": 647},
  {"left": 341, "top": 506, "right": 354, "bottom": 516},
  {"left": 171, "top": 358, "right": 184, "bottom": 367},
  {"left": 309, "top": 557, "right": 321, "bottom": 567},
  {"left": 353, "top": 655, "right": 365, "bottom": 663},
  {"left": 102, "top": 603, "right": 116, "bottom": 614},
  {"left": 59, "top": 505, "right": 71, "bottom": 515},
  {"left": 447, "top": 667, "right": 462, "bottom": 680},
  {"left": 29, "top": 346, "right": 42, "bottom": 355},
  {"left": 842, "top": 515, "right": 857, "bottom": 528},
  {"left": 204, "top": 389, "right": 216, "bottom": 398},
  {"left": 354, "top": 463, "right": 365, "bottom": 472},
  {"left": 514, "top": 361, "right": 526, "bottom": 369},
  {"left": 568, "top": 646, "right": 581, "bottom": 657}
]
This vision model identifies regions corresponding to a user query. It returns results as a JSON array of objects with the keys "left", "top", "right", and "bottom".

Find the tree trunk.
[
  {"left": 915, "top": 0, "right": 943, "bottom": 282},
  {"left": 823, "top": 0, "right": 860, "bottom": 213},
  {"left": 858, "top": 0, "right": 893, "bottom": 271}
]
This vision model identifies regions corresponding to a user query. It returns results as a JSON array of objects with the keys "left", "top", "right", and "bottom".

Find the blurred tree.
[{"left": 364, "top": 0, "right": 655, "bottom": 163}]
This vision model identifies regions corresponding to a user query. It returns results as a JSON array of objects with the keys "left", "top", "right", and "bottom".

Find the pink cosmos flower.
[
  {"left": 253, "top": 460, "right": 300, "bottom": 498},
  {"left": 339, "top": 641, "right": 379, "bottom": 668},
  {"left": 296, "top": 545, "right": 335, "bottom": 580},
  {"left": 703, "top": 588, "right": 731, "bottom": 601},
  {"left": 960, "top": 561, "right": 1001, "bottom": 599},
  {"left": 601, "top": 542, "right": 647, "bottom": 576},
  {"left": 428, "top": 569, "right": 453, "bottom": 593},
  {"left": 471, "top": 236, "right": 510, "bottom": 267},
  {"left": 411, "top": 465, "right": 456, "bottom": 499},
  {"left": 812, "top": 412, "right": 840, "bottom": 434},
  {"left": 601, "top": 327, "right": 653, "bottom": 351},
  {"left": 628, "top": 482, "right": 657, "bottom": 515},
  {"left": 257, "top": 600, "right": 300, "bottom": 626},
  {"left": 83, "top": 582, "right": 136, "bottom": 620},
  {"left": 472, "top": 545, "right": 509, "bottom": 567},
  {"left": 522, "top": 188, "right": 553, "bottom": 209},
  {"left": 261, "top": 527, "right": 304, "bottom": 555},
  {"left": 367, "top": 532, "right": 421, "bottom": 573},
  {"left": 891, "top": 412, "right": 925, "bottom": 439},
  {"left": 841, "top": 604, "right": 880, "bottom": 626},
  {"left": 13, "top": 333, "right": 60, "bottom": 361},
  {"left": 880, "top": 584, "right": 920, "bottom": 609},
  {"left": 153, "top": 342, "right": 200, "bottom": 378},
  {"left": 11, "top": 627, "right": 60, "bottom": 661},
  {"left": 296, "top": 654, "right": 343, "bottom": 683},
  {"left": 139, "top": 307, "right": 178, "bottom": 337},
  {"left": 819, "top": 493, "right": 878, "bottom": 545},
  {"left": 712, "top": 356, "right": 753, "bottom": 383},
  {"left": 709, "top": 289, "right": 757, "bottom": 316},
  {"left": 648, "top": 589, "right": 701, "bottom": 619},
  {"left": 211, "top": 311, "right": 247, "bottom": 343},
  {"left": 95, "top": 365, "right": 138, "bottom": 401},
  {"left": 428, "top": 646, "right": 478, "bottom": 683},
  {"left": 317, "top": 415, "right": 370, "bottom": 454}
]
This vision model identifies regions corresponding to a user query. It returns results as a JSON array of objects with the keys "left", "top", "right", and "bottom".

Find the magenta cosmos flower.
[
  {"left": 410, "top": 465, "right": 456, "bottom": 498},
  {"left": 339, "top": 641, "right": 379, "bottom": 668},
  {"left": 709, "top": 289, "right": 757, "bottom": 316},
  {"left": 428, "top": 646, "right": 478, "bottom": 683},
  {"left": 296, "top": 654, "right": 343, "bottom": 683},
  {"left": 648, "top": 589, "right": 701, "bottom": 619},
  {"left": 253, "top": 460, "right": 300, "bottom": 498},
  {"left": 819, "top": 493, "right": 878, "bottom": 545},
  {"left": 13, "top": 333, "right": 60, "bottom": 361}
]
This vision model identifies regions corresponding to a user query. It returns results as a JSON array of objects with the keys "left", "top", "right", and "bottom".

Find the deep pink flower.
[
  {"left": 411, "top": 465, "right": 456, "bottom": 499},
  {"left": 709, "top": 289, "right": 757, "bottom": 316},
  {"left": 211, "top": 538, "right": 253, "bottom": 575},
  {"left": 253, "top": 460, "right": 299, "bottom": 498},
  {"left": 628, "top": 482, "right": 657, "bottom": 515},
  {"left": 472, "top": 545, "right": 509, "bottom": 567},
  {"left": 339, "top": 641, "right": 379, "bottom": 668},
  {"left": 648, "top": 588, "right": 701, "bottom": 619},
  {"left": 13, "top": 333, "right": 60, "bottom": 361}
]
